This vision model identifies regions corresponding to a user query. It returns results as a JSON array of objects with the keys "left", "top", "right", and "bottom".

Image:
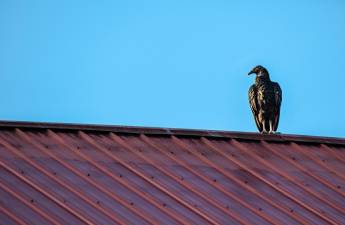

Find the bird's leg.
[
  {"left": 261, "top": 120, "right": 268, "bottom": 134},
  {"left": 269, "top": 120, "right": 275, "bottom": 134}
]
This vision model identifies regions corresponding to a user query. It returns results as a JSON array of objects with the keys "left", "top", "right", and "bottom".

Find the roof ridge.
[{"left": 0, "top": 120, "right": 344, "bottom": 146}]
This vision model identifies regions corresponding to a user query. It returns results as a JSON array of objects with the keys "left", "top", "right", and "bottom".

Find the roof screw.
[
  {"left": 162, "top": 203, "right": 167, "bottom": 207},
  {"left": 180, "top": 176, "right": 184, "bottom": 180},
  {"left": 20, "top": 170, "right": 24, "bottom": 174},
  {"left": 150, "top": 176, "right": 154, "bottom": 179},
  {"left": 225, "top": 205, "right": 230, "bottom": 209},
  {"left": 53, "top": 172, "right": 57, "bottom": 175},
  {"left": 258, "top": 208, "right": 262, "bottom": 211},
  {"left": 108, "top": 147, "right": 112, "bottom": 151},
  {"left": 213, "top": 179, "right": 217, "bottom": 182},
  {"left": 244, "top": 180, "right": 248, "bottom": 184},
  {"left": 87, "top": 173, "right": 90, "bottom": 177},
  {"left": 119, "top": 174, "right": 123, "bottom": 178},
  {"left": 77, "top": 146, "right": 80, "bottom": 150},
  {"left": 130, "top": 202, "right": 134, "bottom": 206},
  {"left": 290, "top": 209, "right": 294, "bottom": 213},
  {"left": 170, "top": 151, "right": 174, "bottom": 155},
  {"left": 45, "top": 145, "right": 49, "bottom": 149},
  {"left": 30, "top": 199, "right": 34, "bottom": 203},
  {"left": 291, "top": 157, "right": 296, "bottom": 161},
  {"left": 337, "top": 185, "right": 341, "bottom": 189},
  {"left": 63, "top": 199, "right": 66, "bottom": 203},
  {"left": 231, "top": 154, "right": 235, "bottom": 157},
  {"left": 96, "top": 201, "right": 100, "bottom": 204},
  {"left": 275, "top": 182, "right": 279, "bottom": 185}
]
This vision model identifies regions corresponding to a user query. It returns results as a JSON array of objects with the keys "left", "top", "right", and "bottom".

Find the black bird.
[{"left": 248, "top": 65, "right": 282, "bottom": 134}]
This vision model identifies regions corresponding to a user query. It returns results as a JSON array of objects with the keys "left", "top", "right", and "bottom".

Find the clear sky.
[{"left": 1, "top": 0, "right": 345, "bottom": 137}]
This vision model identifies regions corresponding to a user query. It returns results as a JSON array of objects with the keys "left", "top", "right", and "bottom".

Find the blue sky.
[{"left": 1, "top": 0, "right": 345, "bottom": 137}]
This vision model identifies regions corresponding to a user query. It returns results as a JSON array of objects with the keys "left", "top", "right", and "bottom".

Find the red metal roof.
[{"left": 0, "top": 121, "right": 344, "bottom": 225}]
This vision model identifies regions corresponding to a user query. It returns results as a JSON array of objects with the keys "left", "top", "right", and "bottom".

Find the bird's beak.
[{"left": 248, "top": 70, "right": 255, "bottom": 75}]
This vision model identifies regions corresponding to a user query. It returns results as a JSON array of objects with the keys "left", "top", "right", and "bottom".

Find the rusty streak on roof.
[{"left": 0, "top": 121, "right": 344, "bottom": 225}]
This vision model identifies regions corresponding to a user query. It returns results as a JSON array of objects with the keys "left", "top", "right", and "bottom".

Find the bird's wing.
[
  {"left": 272, "top": 82, "right": 282, "bottom": 131},
  {"left": 248, "top": 85, "right": 262, "bottom": 132}
]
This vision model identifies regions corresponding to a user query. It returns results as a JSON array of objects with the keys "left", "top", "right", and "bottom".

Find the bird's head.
[{"left": 248, "top": 65, "right": 270, "bottom": 80}]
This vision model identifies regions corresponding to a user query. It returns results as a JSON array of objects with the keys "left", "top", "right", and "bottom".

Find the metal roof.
[{"left": 0, "top": 121, "right": 344, "bottom": 225}]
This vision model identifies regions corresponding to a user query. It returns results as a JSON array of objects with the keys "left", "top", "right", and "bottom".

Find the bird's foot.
[
  {"left": 268, "top": 131, "right": 281, "bottom": 135},
  {"left": 260, "top": 131, "right": 268, "bottom": 134}
]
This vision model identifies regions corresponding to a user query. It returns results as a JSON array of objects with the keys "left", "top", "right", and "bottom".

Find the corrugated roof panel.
[
  {"left": 0, "top": 121, "right": 344, "bottom": 225},
  {"left": 227, "top": 140, "right": 345, "bottom": 224},
  {"left": 176, "top": 137, "right": 312, "bottom": 225}
]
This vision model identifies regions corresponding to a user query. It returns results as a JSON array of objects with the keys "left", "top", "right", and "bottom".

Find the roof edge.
[{"left": 0, "top": 120, "right": 344, "bottom": 146}]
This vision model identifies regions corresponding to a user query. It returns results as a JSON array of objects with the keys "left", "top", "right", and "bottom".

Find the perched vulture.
[{"left": 248, "top": 65, "right": 282, "bottom": 134}]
